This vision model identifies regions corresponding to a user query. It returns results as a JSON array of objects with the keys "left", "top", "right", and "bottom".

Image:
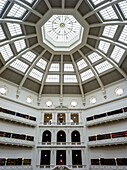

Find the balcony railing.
[
  {"left": 90, "top": 166, "right": 127, "bottom": 170},
  {"left": 88, "top": 130, "right": 127, "bottom": 147},
  {"left": 36, "top": 165, "right": 87, "bottom": 169},
  {"left": 0, "top": 107, "right": 36, "bottom": 126},
  {"left": 40, "top": 122, "right": 83, "bottom": 127},
  {"left": 38, "top": 142, "right": 85, "bottom": 148},
  {"left": 86, "top": 107, "right": 127, "bottom": 126},
  {"left": 0, "top": 166, "right": 32, "bottom": 170}
]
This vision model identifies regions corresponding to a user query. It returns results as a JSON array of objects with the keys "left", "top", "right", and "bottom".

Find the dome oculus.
[{"left": 41, "top": 15, "right": 84, "bottom": 51}]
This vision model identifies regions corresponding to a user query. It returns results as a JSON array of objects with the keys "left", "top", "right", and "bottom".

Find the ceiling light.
[
  {"left": 115, "top": 87, "right": 124, "bottom": 96},
  {"left": 0, "top": 86, "right": 8, "bottom": 95},
  {"left": 64, "top": 75, "right": 77, "bottom": 83},
  {"left": 80, "top": 69, "right": 94, "bottom": 81},
  {"left": 7, "top": 4, "right": 26, "bottom": 18},
  {"left": 95, "top": 61, "right": 113, "bottom": 74},
  {"left": 64, "top": 64, "right": 74, "bottom": 72},
  {"left": 90, "top": 96, "right": 96, "bottom": 104},
  {"left": 100, "top": 6, "right": 118, "bottom": 20},
  {"left": 98, "top": 40, "right": 110, "bottom": 54},
  {"left": 0, "top": 44, "right": 13, "bottom": 61},
  {"left": 77, "top": 59, "right": 87, "bottom": 70},
  {"left": 46, "top": 100, "right": 52, "bottom": 107},
  {"left": 29, "top": 68, "right": 43, "bottom": 81},
  {"left": 46, "top": 75, "right": 59, "bottom": 83},
  {"left": 71, "top": 100, "right": 77, "bottom": 107},
  {"left": 0, "top": 25, "right": 6, "bottom": 40},
  {"left": 26, "top": 96, "right": 33, "bottom": 104}
]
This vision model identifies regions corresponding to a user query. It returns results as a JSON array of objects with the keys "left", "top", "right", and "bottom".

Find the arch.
[
  {"left": 57, "top": 130, "right": 66, "bottom": 142},
  {"left": 71, "top": 130, "right": 80, "bottom": 143},
  {"left": 42, "top": 130, "right": 51, "bottom": 143}
]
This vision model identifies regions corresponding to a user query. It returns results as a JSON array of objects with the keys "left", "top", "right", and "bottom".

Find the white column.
[
  {"left": 66, "top": 111, "right": 71, "bottom": 125},
  {"left": 52, "top": 129, "right": 57, "bottom": 143},
  {"left": 37, "top": 150, "right": 41, "bottom": 166},
  {"left": 51, "top": 150, "right": 56, "bottom": 166},
  {"left": 41, "top": 112, "right": 44, "bottom": 124},
  {"left": 66, "top": 129, "right": 71, "bottom": 143},
  {"left": 79, "top": 111, "right": 82, "bottom": 124},
  {"left": 66, "top": 150, "right": 72, "bottom": 166},
  {"left": 81, "top": 149, "right": 85, "bottom": 166}
]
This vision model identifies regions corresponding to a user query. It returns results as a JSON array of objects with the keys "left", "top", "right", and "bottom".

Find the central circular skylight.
[{"left": 41, "top": 15, "right": 84, "bottom": 51}]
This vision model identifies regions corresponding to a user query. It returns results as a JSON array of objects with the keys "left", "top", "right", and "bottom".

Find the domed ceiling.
[{"left": 0, "top": 0, "right": 127, "bottom": 102}]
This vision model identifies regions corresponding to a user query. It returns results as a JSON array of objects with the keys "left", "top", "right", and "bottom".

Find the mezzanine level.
[
  {"left": 36, "top": 165, "right": 87, "bottom": 170},
  {"left": 39, "top": 122, "right": 83, "bottom": 127},
  {"left": 0, "top": 166, "right": 32, "bottom": 170}
]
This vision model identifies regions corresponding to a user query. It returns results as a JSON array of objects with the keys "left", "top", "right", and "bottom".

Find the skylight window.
[
  {"left": 7, "top": 4, "right": 26, "bottom": 18},
  {"left": 100, "top": 6, "right": 118, "bottom": 20},
  {"left": 64, "top": 75, "right": 77, "bottom": 83},
  {"left": 110, "top": 46, "right": 125, "bottom": 63},
  {"left": 22, "top": 51, "right": 36, "bottom": 62},
  {"left": 36, "top": 58, "right": 47, "bottom": 70},
  {"left": 29, "top": 68, "right": 43, "bottom": 81},
  {"left": 46, "top": 75, "right": 59, "bottom": 82},
  {"left": 98, "top": 40, "right": 110, "bottom": 54},
  {"left": 95, "top": 61, "right": 113, "bottom": 74},
  {"left": 80, "top": 69, "right": 94, "bottom": 81},
  {"left": 64, "top": 64, "right": 74, "bottom": 72},
  {"left": 91, "top": 0, "right": 104, "bottom": 5},
  {"left": 77, "top": 59, "right": 87, "bottom": 70},
  {"left": 14, "top": 39, "right": 26, "bottom": 52},
  {"left": 10, "top": 59, "right": 28, "bottom": 73},
  {"left": 24, "top": 0, "right": 34, "bottom": 4},
  {"left": 0, "top": 0, "right": 7, "bottom": 14},
  {"left": 7, "top": 23, "right": 22, "bottom": 36},
  {"left": 102, "top": 25, "right": 118, "bottom": 38},
  {"left": 88, "top": 52, "right": 102, "bottom": 63},
  {"left": 0, "top": 25, "right": 6, "bottom": 40},
  {"left": 0, "top": 44, "right": 13, "bottom": 61},
  {"left": 119, "top": 25, "right": 127, "bottom": 44},
  {"left": 119, "top": 1, "right": 127, "bottom": 19},
  {"left": 49, "top": 64, "right": 59, "bottom": 71}
]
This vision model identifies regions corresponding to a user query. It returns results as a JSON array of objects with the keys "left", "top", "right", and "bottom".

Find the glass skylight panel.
[
  {"left": 102, "top": 25, "right": 118, "bottom": 38},
  {"left": 7, "top": 4, "right": 26, "bottom": 18},
  {"left": 10, "top": 59, "right": 28, "bottom": 73},
  {"left": 0, "top": 44, "right": 13, "bottom": 61},
  {"left": 7, "top": 23, "right": 22, "bottom": 36},
  {"left": 80, "top": 69, "right": 94, "bottom": 82},
  {"left": 91, "top": 0, "right": 104, "bottom": 5},
  {"left": 95, "top": 61, "right": 113, "bottom": 74},
  {"left": 49, "top": 63, "right": 59, "bottom": 71},
  {"left": 110, "top": 46, "right": 125, "bottom": 63},
  {"left": 22, "top": 51, "right": 36, "bottom": 62},
  {"left": 88, "top": 52, "right": 102, "bottom": 63},
  {"left": 119, "top": 25, "right": 127, "bottom": 44},
  {"left": 98, "top": 40, "right": 110, "bottom": 54},
  {"left": 119, "top": 1, "right": 127, "bottom": 19},
  {"left": 64, "top": 64, "right": 74, "bottom": 72},
  {"left": 0, "top": 0, "right": 7, "bottom": 14},
  {"left": 77, "top": 59, "right": 87, "bottom": 70},
  {"left": 14, "top": 39, "right": 26, "bottom": 52},
  {"left": 36, "top": 58, "right": 47, "bottom": 70},
  {"left": 64, "top": 75, "right": 77, "bottom": 83},
  {"left": 0, "top": 25, "right": 6, "bottom": 40},
  {"left": 24, "top": 0, "right": 34, "bottom": 4},
  {"left": 29, "top": 68, "right": 43, "bottom": 81},
  {"left": 46, "top": 75, "right": 59, "bottom": 82},
  {"left": 100, "top": 6, "right": 118, "bottom": 20}
]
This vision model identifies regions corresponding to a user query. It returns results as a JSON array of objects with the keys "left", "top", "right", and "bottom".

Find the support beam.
[
  {"left": 86, "top": 44, "right": 127, "bottom": 80},
  {"left": 71, "top": 54, "right": 85, "bottom": 103},
  {"left": 60, "top": 55, "right": 63, "bottom": 104},
  {"left": 89, "top": 21, "right": 127, "bottom": 28},
  {"left": 0, "top": 34, "right": 37, "bottom": 47},
  {"left": 62, "top": 0, "right": 65, "bottom": 9},
  {"left": 75, "top": 0, "right": 83, "bottom": 10},
  {"left": 0, "top": 43, "right": 39, "bottom": 74},
  {"left": 44, "top": 0, "right": 51, "bottom": 9},
  {"left": 38, "top": 54, "right": 54, "bottom": 99},
  {"left": 78, "top": 50, "right": 106, "bottom": 97},
  {"left": 18, "top": 49, "right": 46, "bottom": 90}
]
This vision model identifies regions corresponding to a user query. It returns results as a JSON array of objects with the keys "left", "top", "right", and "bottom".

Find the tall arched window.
[
  {"left": 71, "top": 130, "right": 80, "bottom": 143},
  {"left": 42, "top": 130, "right": 51, "bottom": 143},
  {"left": 57, "top": 130, "right": 66, "bottom": 142}
]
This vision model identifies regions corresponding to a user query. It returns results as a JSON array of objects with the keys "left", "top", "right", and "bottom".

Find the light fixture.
[
  {"left": 22, "top": 158, "right": 24, "bottom": 161},
  {"left": 75, "top": 134, "right": 77, "bottom": 137},
  {"left": 60, "top": 154, "right": 62, "bottom": 157},
  {"left": 74, "top": 117, "right": 76, "bottom": 119},
  {"left": 45, "top": 154, "right": 47, "bottom": 157},
  {"left": 115, "top": 87, "right": 124, "bottom": 96},
  {"left": 5, "top": 158, "right": 8, "bottom": 161},
  {"left": 46, "top": 134, "right": 48, "bottom": 136},
  {"left": 76, "top": 154, "right": 78, "bottom": 157},
  {"left": 60, "top": 134, "right": 62, "bottom": 137},
  {"left": 26, "top": 96, "right": 33, "bottom": 104},
  {"left": 90, "top": 96, "right": 96, "bottom": 104},
  {"left": 46, "top": 100, "right": 52, "bottom": 107},
  {"left": 0, "top": 86, "right": 8, "bottom": 95},
  {"left": 47, "top": 117, "right": 49, "bottom": 119},
  {"left": 71, "top": 100, "right": 77, "bottom": 107}
]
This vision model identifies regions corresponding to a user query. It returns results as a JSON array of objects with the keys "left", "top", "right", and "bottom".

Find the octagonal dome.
[{"left": 41, "top": 15, "right": 84, "bottom": 51}]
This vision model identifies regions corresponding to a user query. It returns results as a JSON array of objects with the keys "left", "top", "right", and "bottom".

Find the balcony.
[
  {"left": 88, "top": 131, "right": 127, "bottom": 147},
  {"left": 0, "top": 107, "right": 36, "bottom": 127},
  {"left": 36, "top": 165, "right": 87, "bottom": 170},
  {"left": 90, "top": 166, "right": 127, "bottom": 170},
  {"left": 37, "top": 142, "right": 85, "bottom": 148},
  {"left": 0, "top": 166, "right": 32, "bottom": 170},
  {"left": 39, "top": 122, "right": 83, "bottom": 127},
  {"left": 86, "top": 107, "right": 127, "bottom": 127}
]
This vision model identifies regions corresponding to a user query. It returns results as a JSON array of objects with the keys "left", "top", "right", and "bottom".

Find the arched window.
[
  {"left": 57, "top": 130, "right": 66, "bottom": 142},
  {"left": 71, "top": 130, "right": 80, "bottom": 143},
  {"left": 42, "top": 130, "right": 51, "bottom": 142}
]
